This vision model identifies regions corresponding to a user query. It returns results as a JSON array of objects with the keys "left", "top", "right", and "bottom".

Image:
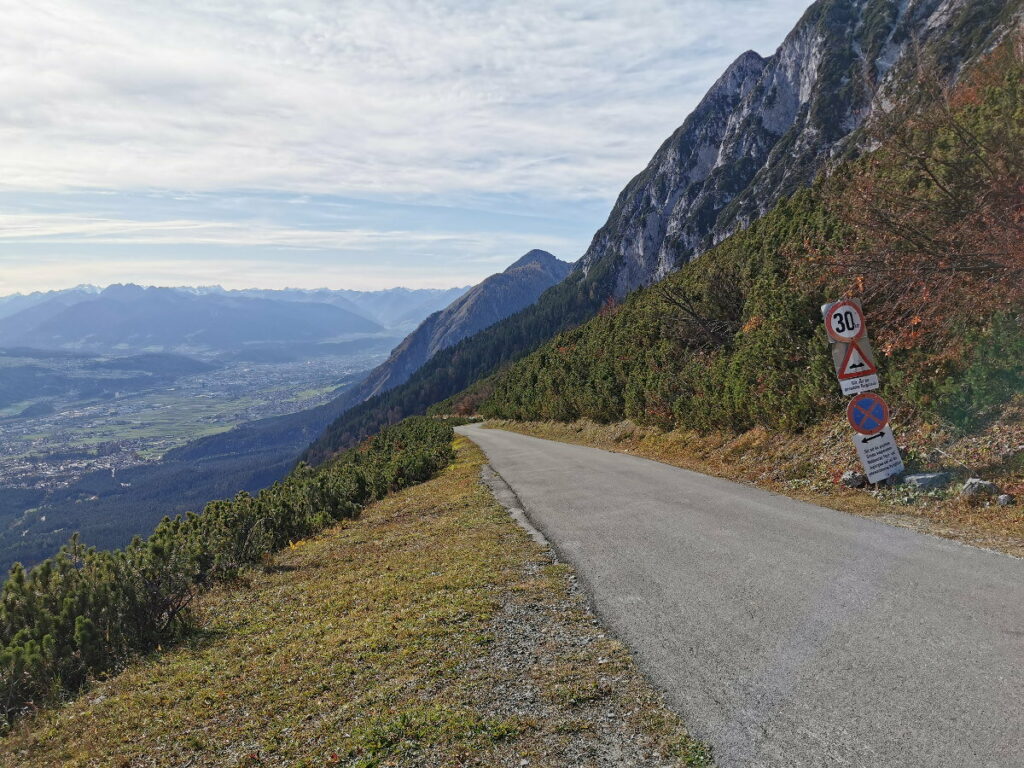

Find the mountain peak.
[
  {"left": 505, "top": 249, "right": 562, "bottom": 272},
  {"left": 730, "top": 49, "right": 766, "bottom": 70},
  {"left": 100, "top": 283, "right": 148, "bottom": 298},
  {"left": 332, "top": 249, "right": 572, "bottom": 408}
]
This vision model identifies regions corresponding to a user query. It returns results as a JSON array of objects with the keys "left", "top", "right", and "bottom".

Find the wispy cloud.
[
  {"left": 0, "top": 212, "right": 580, "bottom": 293},
  {"left": 0, "top": 253, "right": 491, "bottom": 294},
  {"left": 2, "top": 0, "right": 808, "bottom": 197},
  {"left": 0, "top": 213, "right": 537, "bottom": 250},
  {"left": 0, "top": 0, "right": 810, "bottom": 291}
]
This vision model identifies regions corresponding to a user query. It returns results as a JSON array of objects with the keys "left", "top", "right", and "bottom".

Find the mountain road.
[{"left": 456, "top": 423, "right": 1024, "bottom": 768}]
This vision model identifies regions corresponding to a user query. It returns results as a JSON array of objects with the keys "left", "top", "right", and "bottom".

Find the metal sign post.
[
  {"left": 822, "top": 299, "right": 880, "bottom": 395},
  {"left": 823, "top": 299, "right": 903, "bottom": 484}
]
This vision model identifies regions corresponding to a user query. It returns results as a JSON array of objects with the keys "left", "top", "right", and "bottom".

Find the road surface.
[{"left": 456, "top": 424, "right": 1023, "bottom": 768}]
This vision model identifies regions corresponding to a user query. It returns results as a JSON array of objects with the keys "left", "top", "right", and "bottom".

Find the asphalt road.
[{"left": 456, "top": 424, "right": 1024, "bottom": 768}]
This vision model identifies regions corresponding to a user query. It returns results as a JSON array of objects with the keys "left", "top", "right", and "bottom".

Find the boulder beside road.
[
  {"left": 961, "top": 478, "right": 1001, "bottom": 499},
  {"left": 841, "top": 470, "right": 867, "bottom": 489},
  {"left": 903, "top": 472, "right": 952, "bottom": 490}
]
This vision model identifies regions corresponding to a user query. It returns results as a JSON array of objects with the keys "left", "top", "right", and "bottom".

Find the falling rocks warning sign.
[{"left": 852, "top": 427, "right": 904, "bottom": 483}]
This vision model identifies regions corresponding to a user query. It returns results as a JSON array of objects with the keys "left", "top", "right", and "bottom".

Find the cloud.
[
  {"left": 0, "top": 212, "right": 580, "bottom": 293},
  {"left": 0, "top": 0, "right": 811, "bottom": 293},
  {"left": 0, "top": 253, "right": 488, "bottom": 294},
  {"left": 0, "top": 214, "right": 475, "bottom": 246},
  {"left": 1, "top": 0, "right": 808, "bottom": 199},
  {"left": 0, "top": 213, "right": 526, "bottom": 249}
]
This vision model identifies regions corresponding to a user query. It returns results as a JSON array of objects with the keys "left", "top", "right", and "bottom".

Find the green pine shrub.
[{"left": 0, "top": 416, "right": 454, "bottom": 729}]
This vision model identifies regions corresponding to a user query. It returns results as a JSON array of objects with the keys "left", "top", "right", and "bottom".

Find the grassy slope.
[
  {"left": 485, "top": 412, "right": 1024, "bottom": 558},
  {"left": 2, "top": 438, "right": 710, "bottom": 768}
]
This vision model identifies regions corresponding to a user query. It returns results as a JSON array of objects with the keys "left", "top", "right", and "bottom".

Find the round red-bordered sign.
[
  {"left": 847, "top": 392, "right": 890, "bottom": 435},
  {"left": 825, "top": 300, "right": 866, "bottom": 342}
]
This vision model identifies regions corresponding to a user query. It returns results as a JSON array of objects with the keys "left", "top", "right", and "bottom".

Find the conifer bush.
[{"left": 0, "top": 416, "right": 454, "bottom": 729}]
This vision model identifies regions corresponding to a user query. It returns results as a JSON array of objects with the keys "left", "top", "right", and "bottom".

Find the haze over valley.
[
  {"left": 0, "top": 282, "right": 474, "bottom": 570},
  {"left": 0, "top": 247, "right": 578, "bottom": 571}
]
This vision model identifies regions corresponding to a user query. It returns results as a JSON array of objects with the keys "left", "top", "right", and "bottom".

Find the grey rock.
[
  {"left": 570, "top": 0, "right": 1014, "bottom": 300},
  {"left": 903, "top": 472, "right": 952, "bottom": 491},
  {"left": 961, "top": 478, "right": 1001, "bottom": 499},
  {"left": 841, "top": 470, "right": 867, "bottom": 489},
  {"left": 997, "top": 494, "right": 1015, "bottom": 507}
]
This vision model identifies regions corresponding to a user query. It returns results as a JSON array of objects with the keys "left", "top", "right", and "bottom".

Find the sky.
[{"left": 0, "top": 0, "right": 811, "bottom": 295}]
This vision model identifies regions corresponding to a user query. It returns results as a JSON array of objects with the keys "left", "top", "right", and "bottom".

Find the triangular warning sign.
[{"left": 838, "top": 340, "right": 878, "bottom": 380}]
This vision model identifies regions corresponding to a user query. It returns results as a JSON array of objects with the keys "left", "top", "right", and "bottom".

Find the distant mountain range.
[
  {"left": 201, "top": 285, "right": 470, "bottom": 332},
  {"left": 0, "top": 284, "right": 470, "bottom": 353},
  {"left": 336, "top": 287, "right": 473, "bottom": 331},
  {"left": 0, "top": 251, "right": 566, "bottom": 569},
  {"left": 0, "top": 285, "right": 100, "bottom": 321}
]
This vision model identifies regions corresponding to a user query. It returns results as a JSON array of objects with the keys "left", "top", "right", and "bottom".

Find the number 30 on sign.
[{"left": 824, "top": 300, "right": 866, "bottom": 342}]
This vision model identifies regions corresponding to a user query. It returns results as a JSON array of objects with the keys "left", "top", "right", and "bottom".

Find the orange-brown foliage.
[{"left": 828, "top": 40, "right": 1024, "bottom": 354}]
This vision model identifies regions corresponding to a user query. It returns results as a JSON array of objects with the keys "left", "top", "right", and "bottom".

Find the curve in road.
[{"left": 457, "top": 424, "right": 1024, "bottom": 768}]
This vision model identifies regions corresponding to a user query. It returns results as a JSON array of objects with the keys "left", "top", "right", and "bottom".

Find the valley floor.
[
  {"left": 1, "top": 437, "right": 708, "bottom": 768},
  {"left": 484, "top": 415, "right": 1024, "bottom": 558}
]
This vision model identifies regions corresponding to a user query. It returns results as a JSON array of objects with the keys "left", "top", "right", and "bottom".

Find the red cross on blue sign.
[{"left": 847, "top": 392, "right": 889, "bottom": 436}]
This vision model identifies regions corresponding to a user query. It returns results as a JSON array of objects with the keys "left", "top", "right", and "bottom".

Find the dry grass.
[
  {"left": 1, "top": 438, "right": 709, "bottom": 767},
  {"left": 486, "top": 409, "right": 1024, "bottom": 558}
]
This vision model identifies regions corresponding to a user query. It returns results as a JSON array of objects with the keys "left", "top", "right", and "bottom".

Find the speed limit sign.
[{"left": 824, "top": 300, "right": 866, "bottom": 342}]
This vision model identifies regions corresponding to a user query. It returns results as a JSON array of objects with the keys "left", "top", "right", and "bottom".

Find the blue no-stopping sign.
[{"left": 847, "top": 392, "right": 890, "bottom": 435}]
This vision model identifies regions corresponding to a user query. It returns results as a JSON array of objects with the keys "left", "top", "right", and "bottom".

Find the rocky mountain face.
[
  {"left": 344, "top": 250, "right": 570, "bottom": 404},
  {"left": 575, "top": 0, "right": 1018, "bottom": 297}
]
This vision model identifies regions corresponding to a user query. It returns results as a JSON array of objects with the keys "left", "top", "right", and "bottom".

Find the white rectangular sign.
[
  {"left": 853, "top": 427, "right": 904, "bottom": 483},
  {"left": 839, "top": 374, "right": 880, "bottom": 396}
]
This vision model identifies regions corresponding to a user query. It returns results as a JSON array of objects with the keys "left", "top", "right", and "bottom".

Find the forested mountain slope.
[
  {"left": 340, "top": 250, "right": 570, "bottom": 406},
  {"left": 456, "top": 42, "right": 1023, "bottom": 445},
  {"left": 305, "top": 0, "right": 1018, "bottom": 463},
  {"left": 0, "top": 417, "right": 457, "bottom": 728}
]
